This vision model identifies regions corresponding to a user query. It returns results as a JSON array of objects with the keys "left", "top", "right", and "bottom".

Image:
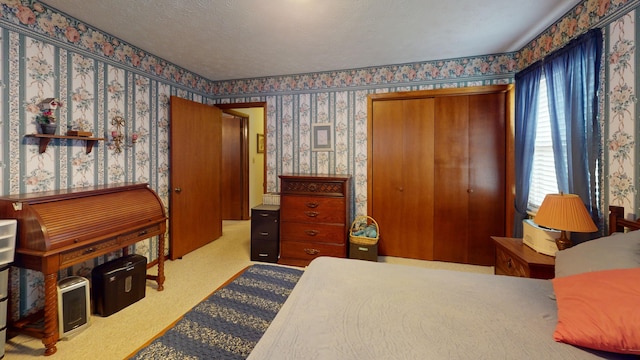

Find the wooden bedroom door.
[
  {"left": 169, "top": 96, "right": 223, "bottom": 260},
  {"left": 370, "top": 97, "right": 435, "bottom": 260}
]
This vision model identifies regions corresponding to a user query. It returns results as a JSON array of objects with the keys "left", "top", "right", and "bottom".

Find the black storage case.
[{"left": 91, "top": 254, "right": 147, "bottom": 317}]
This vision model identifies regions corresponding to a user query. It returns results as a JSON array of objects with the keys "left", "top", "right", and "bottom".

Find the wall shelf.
[{"left": 25, "top": 134, "right": 105, "bottom": 154}]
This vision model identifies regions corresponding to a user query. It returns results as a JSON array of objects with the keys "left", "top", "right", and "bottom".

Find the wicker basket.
[{"left": 349, "top": 215, "right": 379, "bottom": 246}]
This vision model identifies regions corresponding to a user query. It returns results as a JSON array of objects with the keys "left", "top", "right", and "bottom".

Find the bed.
[{"left": 248, "top": 206, "right": 640, "bottom": 359}]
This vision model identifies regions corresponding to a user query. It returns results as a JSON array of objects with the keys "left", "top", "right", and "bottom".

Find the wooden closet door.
[
  {"left": 467, "top": 93, "right": 506, "bottom": 265},
  {"left": 433, "top": 95, "right": 469, "bottom": 263},
  {"left": 433, "top": 93, "right": 506, "bottom": 266},
  {"left": 371, "top": 98, "right": 434, "bottom": 259},
  {"left": 368, "top": 85, "right": 512, "bottom": 266}
]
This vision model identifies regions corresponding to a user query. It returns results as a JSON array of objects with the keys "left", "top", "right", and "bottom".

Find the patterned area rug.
[{"left": 129, "top": 264, "right": 304, "bottom": 360}]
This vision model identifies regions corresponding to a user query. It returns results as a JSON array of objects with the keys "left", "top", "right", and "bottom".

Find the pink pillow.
[{"left": 552, "top": 267, "right": 640, "bottom": 354}]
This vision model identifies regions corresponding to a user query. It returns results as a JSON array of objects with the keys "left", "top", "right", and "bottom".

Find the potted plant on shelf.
[{"left": 35, "top": 98, "right": 61, "bottom": 135}]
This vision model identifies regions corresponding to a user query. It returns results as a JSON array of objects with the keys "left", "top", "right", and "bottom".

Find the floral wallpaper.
[
  {"left": 0, "top": 0, "right": 638, "bottom": 321},
  {"left": 517, "top": 0, "right": 637, "bottom": 69},
  {"left": 606, "top": 11, "right": 637, "bottom": 211}
]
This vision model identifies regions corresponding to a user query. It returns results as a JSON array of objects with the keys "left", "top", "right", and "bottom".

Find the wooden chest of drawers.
[{"left": 279, "top": 174, "right": 352, "bottom": 267}]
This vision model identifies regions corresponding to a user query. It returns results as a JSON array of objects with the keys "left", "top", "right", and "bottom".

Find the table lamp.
[{"left": 533, "top": 193, "right": 597, "bottom": 250}]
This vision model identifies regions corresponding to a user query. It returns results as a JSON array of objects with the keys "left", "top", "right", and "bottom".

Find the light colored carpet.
[{"left": 5, "top": 220, "right": 492, "bottom": 359}]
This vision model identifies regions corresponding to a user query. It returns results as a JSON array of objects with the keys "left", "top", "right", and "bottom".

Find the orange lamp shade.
[{"left": 533, "top": 193, "right": 597, "bottom": 233}]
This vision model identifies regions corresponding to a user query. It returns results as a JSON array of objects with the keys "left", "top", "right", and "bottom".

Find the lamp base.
[{"left": 555, "top": 231, "right": 573, "bottom": 250}]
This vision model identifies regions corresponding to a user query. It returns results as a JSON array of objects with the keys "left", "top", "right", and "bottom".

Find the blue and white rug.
[{"left": 129, "top": 264, "right": 304, "bottom": 360}]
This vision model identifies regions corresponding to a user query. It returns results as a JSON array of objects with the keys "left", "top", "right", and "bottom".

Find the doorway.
[
  {"left": 221, "top": 110, "right": 249, "bottom": 220},
  {"left": 217, "top": 102, "right": 267, "bottom": 214}
]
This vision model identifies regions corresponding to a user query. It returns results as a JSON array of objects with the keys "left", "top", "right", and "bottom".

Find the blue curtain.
[
  {"left": 544, "top": 29, "right": 603, "bottom": 240},
  {"left": 512, "top": 62, "right": 542, "bottom": 237}
]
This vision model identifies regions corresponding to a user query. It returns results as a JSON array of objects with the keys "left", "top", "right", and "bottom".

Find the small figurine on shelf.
[{"left": 35, "top": 98, "right": 62, "bottom": 135}]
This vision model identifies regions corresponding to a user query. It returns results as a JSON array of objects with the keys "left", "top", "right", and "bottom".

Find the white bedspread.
[{"left": 249, "top": 257, "right": 630, "bottom": 360}]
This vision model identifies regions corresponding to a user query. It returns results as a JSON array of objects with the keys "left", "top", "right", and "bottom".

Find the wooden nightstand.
[{"left": 491, "top": 237, "right": 555, "bottom": 279}]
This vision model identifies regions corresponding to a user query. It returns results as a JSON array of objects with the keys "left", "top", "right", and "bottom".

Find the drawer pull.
[
  {"left": 305, "top": 230, "right": 319, "bottom": 236},
  {"left": 305, "top": 202, "right": 319, "bottom": 208},
  {"left": 260, "top": 232, "right": 269, "bottom": 236},
  {"left": 83, "top": 247, "right": 96, "bottom": 255},
  {"left": 258, "top": 253, "right": 269, "bottom": 257},
  {"left": 304, "top": 211, "right": 319, "bottom": 217},
  {"left": 138, "top": 230, "right": 148, "bottom": 236},
  {"left": 260, "top": 213, "right": 269, "bottom": 217},
  {"left": 304, "top": 248, "right": 320, "bottom": 255}
]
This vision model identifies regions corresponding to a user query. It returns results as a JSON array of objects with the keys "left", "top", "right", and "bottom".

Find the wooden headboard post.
[
  {"left": 609, "top": 205, "right": 640, "bottom": 234},
  {"left": 609, "top": 205, "right": 625, "bottom": 234}
]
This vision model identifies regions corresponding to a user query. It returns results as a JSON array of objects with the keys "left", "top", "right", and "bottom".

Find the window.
[{"left": 528, "top": 75, "right": 559, "bottom": 210}]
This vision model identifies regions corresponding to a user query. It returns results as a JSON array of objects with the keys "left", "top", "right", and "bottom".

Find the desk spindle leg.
[
  {"left": 157, "top": 233, "right": 165, "bottom": 291},
  {"left": 42, "top": 272, "right": 59, "bottom": 356}
]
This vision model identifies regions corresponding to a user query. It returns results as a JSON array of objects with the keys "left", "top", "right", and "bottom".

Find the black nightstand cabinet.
[{"left": 251, "top": 204, "right": 280, "bottom": 263}]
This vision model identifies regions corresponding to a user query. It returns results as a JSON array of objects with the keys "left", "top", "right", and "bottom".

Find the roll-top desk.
[
  {"left": 0, "top": 183, "right": 167, "bottom": 356},
  {"left": 279, "top": 174, "right": 352, "bottom": 267}
]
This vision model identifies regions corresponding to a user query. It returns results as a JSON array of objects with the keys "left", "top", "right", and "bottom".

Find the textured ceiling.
[{"left": 40, "top": 0, "right": 581, "bottom": 81}]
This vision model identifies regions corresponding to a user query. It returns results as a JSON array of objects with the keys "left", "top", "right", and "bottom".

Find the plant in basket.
[{"left": 35, "top": 109, "right": 56, "bottom": 125}]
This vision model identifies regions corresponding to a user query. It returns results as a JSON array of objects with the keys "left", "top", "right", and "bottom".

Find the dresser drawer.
[
  {"left": 118, "top": 224, "right": 163, "bottom": 244},
  {"left": 280, "top": 196, "right": 345, "bottom": 223},
  {"left": 279, "top": 240, "right": 346, "bottom": 262},
  {"left": 495, "top": 246, "right": 528, "bottom": 277},
  {"left": 252, "top": 224, "right": 279, "bottom": 241},
  {"left": 251, "top": 238, "right": 279, "bottom": 263},
  {"left": 280, "top": 222, "right": 345, "bottom": 244},
  {"left": 60, "top": 238, "right": 119, "bottom": 267},
  {"left": 280, "top": 178, "right": 347, "bottom": 197},
  {"left": 252, "top": 208, "right": 280, "bottom": 222}
]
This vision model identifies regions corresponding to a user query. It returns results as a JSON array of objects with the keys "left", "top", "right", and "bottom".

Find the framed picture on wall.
[
  {"left": 312, "top": 123, "right": 334, "bottom": 152},
  {"left": 257, "top": 133, "right": 265, "bottom": 153}
]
